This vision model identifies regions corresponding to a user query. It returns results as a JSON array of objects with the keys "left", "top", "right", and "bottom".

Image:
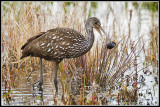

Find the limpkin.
[{"left": 20, "top": 17, "right": 116, "bottom": 94}]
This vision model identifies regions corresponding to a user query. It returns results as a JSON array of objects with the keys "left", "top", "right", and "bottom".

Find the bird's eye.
[{"left": 95, "top": 22, "right": 98, "bottom": 24}]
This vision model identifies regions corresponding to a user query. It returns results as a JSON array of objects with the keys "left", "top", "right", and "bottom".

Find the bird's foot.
[{"left": 32, "top": 79, "right": 43, "bottom": 90}]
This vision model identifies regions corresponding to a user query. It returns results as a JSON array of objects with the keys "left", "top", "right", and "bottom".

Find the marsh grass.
[
  {"left": 2, "top": 2, "right": 158, "bottom": 105},
  {"left": 60, "top": 34, "right": 149, "bottom": 105}
]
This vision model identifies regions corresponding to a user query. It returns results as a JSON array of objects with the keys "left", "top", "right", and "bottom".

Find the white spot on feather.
[
  {"left": 59, "top": 46, "right": 64, "bottom": 49},
  {"left": 62, "top": 42, "right": 66, "bottom": 45},
  {"left": 46, "top": 43, "right": 50, "bottom": 47},
  {"left": 52, "top": 36, "right": 56, "bottom": 39},
  {"left": 66, "top": 43, "right": 70, "bottom": 45},
  {"left": 47, "top": 48, "right": 51, "bottom": 52},
  {"left": 54, "top": 52, "right": 57, "bottom": 55},
  {"left": 40, "top": 43, "right": 45, "bottom": 46},
  {"left": 59, "top": 38, "right": 63, "bottom": 40}
]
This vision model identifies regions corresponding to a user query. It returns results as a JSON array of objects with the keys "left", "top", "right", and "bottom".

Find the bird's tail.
[{"left": 20, "top": 53, "right": 29, "bottom": 59}]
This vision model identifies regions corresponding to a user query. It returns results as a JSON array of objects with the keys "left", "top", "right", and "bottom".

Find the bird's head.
[
  {"left": 86, "top": 17, "right": 116, "bottom": 49},
  {"left": 86, "top": 17, "right": 109, "bottom": 40},
  {"left": 86, "top": 17, "right": 101, "bottom": 31}
]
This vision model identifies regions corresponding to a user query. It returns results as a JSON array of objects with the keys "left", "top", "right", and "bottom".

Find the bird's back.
[{"left": 21, "top": 27, "right": 87, "bottom": 61}]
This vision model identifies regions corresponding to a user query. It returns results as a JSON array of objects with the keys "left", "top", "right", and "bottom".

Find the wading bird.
[{"left": 20, "top": 17, "right": 116, "bottom": 94}]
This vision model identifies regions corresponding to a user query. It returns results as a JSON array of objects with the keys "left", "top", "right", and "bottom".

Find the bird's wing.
[
  {"left": 21, "top": 32, "right": 45, "bottom": 50},
  {"left": 21, "top": 27, "right": 85, "bottom": 60}
]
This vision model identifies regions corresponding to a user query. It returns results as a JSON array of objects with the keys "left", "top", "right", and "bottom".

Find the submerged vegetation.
[{"left": 1, "top": 1, "right": 158, "bottom": 105}]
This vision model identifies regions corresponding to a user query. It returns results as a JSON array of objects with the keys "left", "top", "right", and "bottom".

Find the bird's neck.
[{"left": 84, "top": 26, "right": 95, "bottom": 51}]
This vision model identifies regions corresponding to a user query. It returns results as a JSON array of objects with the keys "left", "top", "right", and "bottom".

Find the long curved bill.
[{"left": 95, "top": 25, "right": 111, "bottom": 42}]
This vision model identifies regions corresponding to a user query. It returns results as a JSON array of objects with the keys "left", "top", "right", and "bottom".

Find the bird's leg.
[
  {"left": 54, "top": 62, "right": 59, "bottom": 95},
  {"left": 33, "top": 58, "right": 43, "bottom": 89},
  {"left": 38, "top": 58, "right": 43, "bottom": 87}
]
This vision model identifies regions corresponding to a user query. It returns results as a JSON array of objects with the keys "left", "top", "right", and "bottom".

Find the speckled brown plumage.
[{"left": 21, "top": 28, "right": 91, "bottom": 62}]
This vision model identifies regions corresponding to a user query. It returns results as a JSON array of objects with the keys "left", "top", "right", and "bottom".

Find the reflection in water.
[
  {"left": 2, "top": 71, "right": 57, "bottom": 106},
  {"left": 32, "top": 86, "right": 44, "bottom": 105}
]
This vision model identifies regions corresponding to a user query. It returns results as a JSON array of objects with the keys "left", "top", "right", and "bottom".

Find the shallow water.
[
  {"left": 2, "top": 71, "right": 56, "bottom": 105},
  {"left": 1, "top": 64, "right": 158, "bottom": 105}
]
